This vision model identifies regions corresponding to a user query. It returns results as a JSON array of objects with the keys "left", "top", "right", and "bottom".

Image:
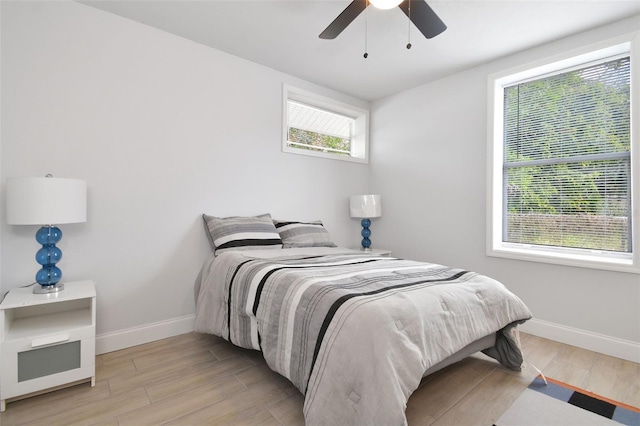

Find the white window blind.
[
  {"left": 503, "top": 56, "right": 631, "bottom": 253},
  {"left": 288, "top": 100, "right": 352, "bottom": 140}
]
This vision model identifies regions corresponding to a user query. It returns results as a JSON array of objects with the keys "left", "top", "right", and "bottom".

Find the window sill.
[
  {"left": 282, "top": 145, "right": 368, "bottom": 164},
  {"left": 487, "top": 244, "right": 639, "bottom": 274}
]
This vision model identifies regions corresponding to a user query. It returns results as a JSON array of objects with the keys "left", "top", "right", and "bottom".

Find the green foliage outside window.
[{"left": 288, "top": 127, "right": 351, "bottom": 155}]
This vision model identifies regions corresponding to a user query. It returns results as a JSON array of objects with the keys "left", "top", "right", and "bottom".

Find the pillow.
[
  {"left": 202, "top": 213, "right": 283, "bottom": 255},
  {"left": 273, "top": 220, "right": 337, "bottom": 248}
]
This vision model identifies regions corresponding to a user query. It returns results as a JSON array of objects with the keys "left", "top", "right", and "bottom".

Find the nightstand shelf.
[
  {"left": 6, "top": 309, "right": 93, "bottom": 341},
  {"left": 0, "top": 280, "right": 96, "bottom": 412}
]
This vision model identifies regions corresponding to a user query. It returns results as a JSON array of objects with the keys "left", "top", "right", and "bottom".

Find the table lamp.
[
  {"left": 350, "top": 194, "right": 381, "bottom": 252},
  {"left": 6, "top": 175, "right": 87, "bottom": 294}
]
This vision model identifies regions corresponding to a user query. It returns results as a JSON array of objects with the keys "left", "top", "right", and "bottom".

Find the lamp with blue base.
[
  {"left": 350, "top": 194, "right": 381, "bottom": 252},
  {"left": 6, "top": 175, "right": 87, "bottom": 294}
]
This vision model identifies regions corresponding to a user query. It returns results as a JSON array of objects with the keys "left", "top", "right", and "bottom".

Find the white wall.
[
  {"left": 370, "top": 16, "right": 640, "bottom": 361},
  {"left": 0, "top": 1, "right": 369, "bottom": 351}
]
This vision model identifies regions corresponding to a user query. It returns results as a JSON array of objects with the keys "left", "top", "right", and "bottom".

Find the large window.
[
  {"left": 487, "top": 34, "right": 639, "bottom": 273},
  {"left": 283, "top": 85, "right": 369, "bottom": 163}
]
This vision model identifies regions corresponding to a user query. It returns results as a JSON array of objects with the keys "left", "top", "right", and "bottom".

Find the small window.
[
  {"left": 283, "top": 85, "right": 369, "bottom": 163},
  {"left": 287, "top": 100, "right": 353, "bottom": 156},
  {"left": 487, "top": 34, "right": 639, "bottom": 273}
]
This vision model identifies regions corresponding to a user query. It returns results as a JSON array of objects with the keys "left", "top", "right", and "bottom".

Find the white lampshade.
[
  {"left": 350, "top": 194, "right": 382, "bottom": 219},
  {"left": 6, "top": 177, "right": 87, "bottom": 225},
  {"left": 370, "top": 0, "right": 403, "bottom": 9}
]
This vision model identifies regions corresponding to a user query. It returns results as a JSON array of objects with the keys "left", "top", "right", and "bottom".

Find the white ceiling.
[{"left": 81, "top": 0, "right": 640, "bottom": 101}]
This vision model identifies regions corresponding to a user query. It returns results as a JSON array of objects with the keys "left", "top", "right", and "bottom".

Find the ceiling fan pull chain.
[
  {"left": 406, "top": 0, "right": 412, "bottom": 49},
  {"left": 364, "top": 0, "right": 369, "bottom": 58}
]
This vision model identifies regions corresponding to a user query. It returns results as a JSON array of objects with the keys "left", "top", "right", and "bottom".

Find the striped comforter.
[{"left": 194, "top": 249, "right": 532, "bottom": 425}]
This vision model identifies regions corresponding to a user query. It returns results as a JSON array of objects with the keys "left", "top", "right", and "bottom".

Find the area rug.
[{"left": 495, "top": 375, "right": 640, "bottom": 426}]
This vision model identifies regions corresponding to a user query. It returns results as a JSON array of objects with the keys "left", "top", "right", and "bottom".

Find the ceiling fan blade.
[
  {"left": 319, "top": 0, "right": 368, "bottom": 39},
  {"left": 399, "top": 0, "right": 446, "bottom": 39}
]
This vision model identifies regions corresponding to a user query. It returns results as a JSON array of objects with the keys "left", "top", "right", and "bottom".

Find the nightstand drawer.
[{"left": 1, "top": 337, "right": 95, "bottom": 400}]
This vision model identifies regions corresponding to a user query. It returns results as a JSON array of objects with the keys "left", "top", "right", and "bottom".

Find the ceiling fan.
[{"left": 319, "top": 0, "right": 447, "bottom": 41}]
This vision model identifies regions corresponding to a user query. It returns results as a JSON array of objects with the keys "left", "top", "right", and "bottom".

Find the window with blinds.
[
  {"left": 287, "top": 100, "right": 353, "bottom": 156},
  {"left": 282, "top": 85, "right": 369, "bottom": 163},
  {"left": 503, "top": 56, "right": 631, "bottom": 253},
  {"left": 487, "top": 35, "right": 638, "bottom": 273}
]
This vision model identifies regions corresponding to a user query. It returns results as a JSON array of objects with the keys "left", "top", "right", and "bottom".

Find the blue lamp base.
[
  {"left": 360, "top": 218, "right": 372, "bottom": 252},
  {"left": 33, "top": 226, "right": 65, "bottom": 294}
]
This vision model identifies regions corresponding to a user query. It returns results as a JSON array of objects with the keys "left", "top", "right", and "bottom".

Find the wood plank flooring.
[{"left": 1, "top": 332, "right": 638, "bottom": 425}]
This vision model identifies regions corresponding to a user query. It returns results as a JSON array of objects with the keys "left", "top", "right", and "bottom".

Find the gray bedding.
[{"left": 194, "top": 249, "right": 532, "bottom": 425}]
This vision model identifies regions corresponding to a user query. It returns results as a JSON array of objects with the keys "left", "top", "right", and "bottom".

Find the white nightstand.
[
  {"left": 354, "top": 248, "right": 392, "bottom": 256},
  {"left": 0, "top": 280, "right": 96, "bottom": 412}
]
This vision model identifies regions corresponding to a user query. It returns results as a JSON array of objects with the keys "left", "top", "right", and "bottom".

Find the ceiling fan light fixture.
[
  {"left": 369, "top": 0, "right": 403, "bottom": 10},
  {"left": 319, "top": 0, "right": 446, "bottom": 40}
]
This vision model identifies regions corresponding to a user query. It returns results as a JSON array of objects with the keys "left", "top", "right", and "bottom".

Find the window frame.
[
  {"left": 282, "top": 84, "right": 369, "bottom": 164},
  {"left": 486, "top": 32, "right": 640, "bottom": 274}
]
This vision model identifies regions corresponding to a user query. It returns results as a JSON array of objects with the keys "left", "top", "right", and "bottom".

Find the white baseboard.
[
  {"left": 520, "top": 318, "right": 640, "bottom": 363},
  {"left": 95, "top": 315, "right": 639, "bottom": 364},
  {"left": 96, "top": 315, "right": 195, "bottom": 355}
]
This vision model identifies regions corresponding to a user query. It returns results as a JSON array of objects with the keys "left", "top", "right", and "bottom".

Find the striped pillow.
[
  {"left": 273, "top": 220, "right": 337, "bottom": 248},
  {"left": 202, "top": 214, "right": 283, "bottom": 255}
]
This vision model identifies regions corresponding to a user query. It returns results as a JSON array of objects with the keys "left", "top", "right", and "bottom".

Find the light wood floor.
[{"left": 1, "top": 332, "right": 638, "bottom": 425}]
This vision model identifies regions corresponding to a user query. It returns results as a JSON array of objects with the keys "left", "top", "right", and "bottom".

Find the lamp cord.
[{"left": 0, "top": 282, "right": 37, "bottom": 304}]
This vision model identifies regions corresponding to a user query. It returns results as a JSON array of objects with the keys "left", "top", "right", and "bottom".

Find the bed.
[{"left": 194, "top": 215, "right": 532, "bottom": 425}]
